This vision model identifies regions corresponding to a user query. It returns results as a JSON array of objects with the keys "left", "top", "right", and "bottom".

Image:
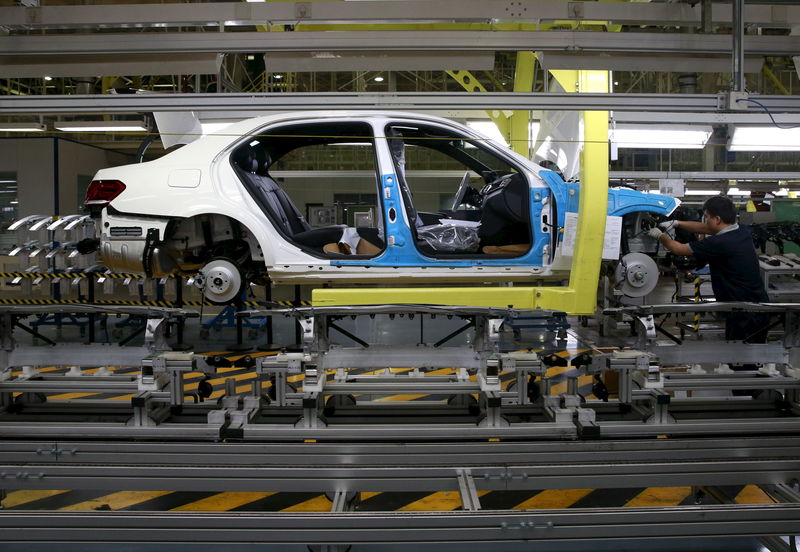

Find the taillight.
[{"left": 85, "top": 179, "right": 126, "bottom": 207}]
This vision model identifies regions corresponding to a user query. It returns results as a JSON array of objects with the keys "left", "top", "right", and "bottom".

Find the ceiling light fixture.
[
  {"left": 0, "top": 122, "right": 46, "bottom": 132},
  {"left": 611, "top": 124, "right": 713, "bottom": 149},
  {"left": 374, "top": 76, "right": 384, "bottom": 82},
  {"left": 55, "top": 120, "right": 148, "bottom": 132},
  {"left": 729, "top": 126, "right": 800, "bottom": 152}
]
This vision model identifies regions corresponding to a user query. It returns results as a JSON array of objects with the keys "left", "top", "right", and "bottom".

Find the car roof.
[
  {"left": 209, "top": 110, "right": 468, "bottom": 139},
  {"left": 158, "top": 111, "right": 477, "bottom": 163}
]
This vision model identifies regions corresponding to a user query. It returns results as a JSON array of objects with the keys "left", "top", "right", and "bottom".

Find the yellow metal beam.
[
  {"left": 313, "top": 70, "right": 609, "bottom": 315},
  {"left": 762, "top": 63, "right": 790, "bottom": 95},
  {"left": 446, "top": 70, "right": 510, "bottom": 142},
  {"left": 509, "top": 51, "right": 536, "bottom": 156},
  {"left": 446, "top": 51, "right": 536, "bottom": 155}
]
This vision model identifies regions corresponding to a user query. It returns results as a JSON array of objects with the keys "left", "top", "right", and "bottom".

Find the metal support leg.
[
  {"left": 294, "top": 285, "right": 302, "bottom": 346},
  {"left": 87, "top": 276, "right": 96, "bottom": 343},
  {"left": 129, "top": 392, "right": 157, "bottom": 427},
  {"left": 457, "top": 469, "right": 481, "bottom": 511},
  {"left": 308, "top": 491, "right": 359, "bottom": 552},
  {"left": 300, "top": 392, "right": 324, "bottom": 429},
  {"left": 648, "top": 390, "right": 674, "bottom": 425},
  {"left": 169, "top": 370, "right": 184, "bottom": 412}
]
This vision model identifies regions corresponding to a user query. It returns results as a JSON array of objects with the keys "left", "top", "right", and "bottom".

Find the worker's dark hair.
[{"left": 703, "top": 195, "right": 737, "bottom": 224}]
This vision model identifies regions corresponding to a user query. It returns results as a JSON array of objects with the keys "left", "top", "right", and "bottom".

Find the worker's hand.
[
  {"left": 648, "top": 227, "right": 664, "bottom": 240},
  {"left": 658, "top": 220, "right": 679, "bottom": 232}
]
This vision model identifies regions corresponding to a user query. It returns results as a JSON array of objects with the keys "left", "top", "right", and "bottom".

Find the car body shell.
[{"left": 92, "top": 111, "right": 679, "bottom": 284}]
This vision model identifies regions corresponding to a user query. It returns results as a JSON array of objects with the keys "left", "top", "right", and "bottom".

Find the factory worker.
[{"left": 648, "top": 195, "right": 770, "bottom": 344}]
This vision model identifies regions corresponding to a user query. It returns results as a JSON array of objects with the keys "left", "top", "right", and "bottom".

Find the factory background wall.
[
  {"left": 0, "top": 137, "right": 132, "bottom": 217},
  {"left": 0, "top": 138, "right": 55, "bottom": 218},
  {"left": 0, "top": 137, "right": 133, "bottom": 276},
  {"left": 56, "top": 139, "right": 132, "bottom": 217}
]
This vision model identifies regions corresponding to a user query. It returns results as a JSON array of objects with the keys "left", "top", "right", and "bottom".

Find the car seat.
[{"left": 232, "top": 146, "right": 347, "bottom": 250}]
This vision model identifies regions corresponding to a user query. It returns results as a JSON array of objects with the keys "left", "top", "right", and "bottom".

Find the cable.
[{"left": 736, "top": 97, "right": 800, "bottom": 130}]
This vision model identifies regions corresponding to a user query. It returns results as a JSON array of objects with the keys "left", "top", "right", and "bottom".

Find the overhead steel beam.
[
  {"left": 1, "top": 1, "right": 799, "bottom": 29},
  {"left": 3, "top": 92, "right": 800, "bottom": 115},
  {"left": 614, "top": 111, "right": 800, "bottom": 124},
  {"left": 0, "top": 53, "right": 222, "bottom": 79},
  {"left": 1, "top": 30, "right": 798, "bottom": 58}
]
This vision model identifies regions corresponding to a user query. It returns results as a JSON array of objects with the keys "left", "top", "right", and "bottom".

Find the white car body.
[{"left": 87, "top": 111, "right": 678, "bottom": 300}]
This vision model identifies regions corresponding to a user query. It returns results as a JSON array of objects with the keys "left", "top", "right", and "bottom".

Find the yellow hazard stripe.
[
  {"left": 399, "top": 490, "right": 492, "bottom": 511},
  {"left": 60, "top": 491, "right": 174, "bottom": 511},
  {"left": 1, "top": 490, "right": 70, "bottom": 508},
  {"left": 513, "top": 489, "right": 594, "bottom": 510},
  {"left": 171, "top": 492, "right": 277, "bottom": 511},
  {"left": 624, "top": 487, "right": 692, "bottom": 507},
  {"left": 0, "top": 298, "right": 283, "bottom": 307},
  {"left": 0, "top": 272, "right": 155, "bottom": 279}
]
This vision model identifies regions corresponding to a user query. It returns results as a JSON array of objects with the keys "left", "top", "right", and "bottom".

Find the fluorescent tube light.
[
  {"left": 729, "top": 126, "right": 800, "bottom": 152},
  {"left": 0, "top": 122, "right": 45, "bottom": 132},
  {"left": 685, "top": 190, "right": 723, "bottom": 196},
  {"left": 611, "top": 124, "right": 712, "bottom": 149},
  {"left": 726, "top": 187, "right": 751, "bottom": 196},
  {"left": 55, "top": 120, "right": 147, "bottom": 132}
]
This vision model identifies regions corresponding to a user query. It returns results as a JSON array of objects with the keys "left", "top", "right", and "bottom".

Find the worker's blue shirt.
[{"left": 687, "top": 224, "right": 769, "bottom": 303}]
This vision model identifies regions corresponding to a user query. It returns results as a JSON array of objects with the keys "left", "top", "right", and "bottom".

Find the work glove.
[
  {"left": 648, "top": 227, "right": 664, "bottom": 240},
  {"left": 658, "top": 220, "right": 679, "bottom": 232}
]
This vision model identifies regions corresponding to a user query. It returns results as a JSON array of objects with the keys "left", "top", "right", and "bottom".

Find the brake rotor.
[
  {"left": 196, "top": 258, "right": 242, "bottom": 304},
  {"left": 616, "top": 252, "right": 659, "bottom": 298}
]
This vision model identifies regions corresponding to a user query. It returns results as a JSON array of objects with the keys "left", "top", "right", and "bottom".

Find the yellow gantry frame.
[
  {"left": 446, "top": 51, "right": 535, "bottom": 157},
  {"left": 313, "top": 70, "right": 610, "bottom": 315}
]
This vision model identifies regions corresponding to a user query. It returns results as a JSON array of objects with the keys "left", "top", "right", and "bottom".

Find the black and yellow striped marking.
[
  {"left": 0, "top": 298, "right": 309, "bottom": 308},
  {"left": 0, "top": 272, "right": 147, "bottom": 279},
  {"left": 2, "top": 485, "right": 776, "bottom": 513}
]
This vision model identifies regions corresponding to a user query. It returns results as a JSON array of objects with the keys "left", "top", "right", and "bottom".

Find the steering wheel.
[{"left": 451, "top": 171, "right": 473, "bottom": 212}]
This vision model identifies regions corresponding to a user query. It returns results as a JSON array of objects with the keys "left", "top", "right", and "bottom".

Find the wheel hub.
[
  {"left": 196, "top": 259, "right": 242, "bottom": 303},
  {"left": 617, "top": 252, "right": 659, "bottom": 298}
]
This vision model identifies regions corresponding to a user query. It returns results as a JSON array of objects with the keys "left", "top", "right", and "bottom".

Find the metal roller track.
[
  {"left": 3, "top": 436, "right": 798, "bottom": 466},
  {"left": 3, "top": 92, "right": 800, "bottom": 115},
  {"left": 1, "top": 504, "right": 799, "bottom": 544},
  {"left": 3, "top": 414, "right": 800, "bottom": 441},
  {"left": 2, "top": 30, "right": 798, "bottom": 57},
  {"left": 0, "top": 457, "right": 796, "bottom": 493},
  {"left": 0, "top": 437, "right": 798, "bottom": 493}
]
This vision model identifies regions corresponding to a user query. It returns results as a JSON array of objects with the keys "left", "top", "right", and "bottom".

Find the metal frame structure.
[
  {"left": 2, "top": 1, "right": 799, "bottom": 29},
  {"left": 1, "top": 302, "right": 798, "bottom": 442},
  {"left": 0, "top": 437, "right": 799, "bottom": 545},
  {"left": 0, "top": 302, "right": 799, "bottom": 547},
  {"left": 3, "top": 91, "right": 800, "bottom": 115},
  {"left": 3, "top": 30, "right": 798, "bottom": 58}
]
